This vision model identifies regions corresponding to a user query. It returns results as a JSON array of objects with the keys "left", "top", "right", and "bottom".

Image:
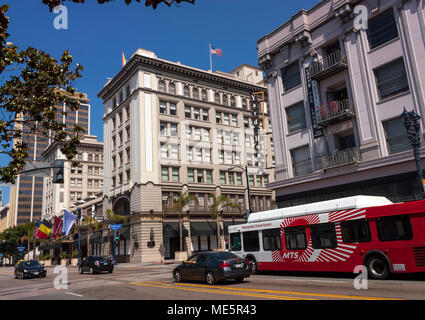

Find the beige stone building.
[
  {"left": 98, "top": 48, "right": 275, "bottom": 263},
  {"left": 41, "top": 135, "right": 104, "bottom": 220}
]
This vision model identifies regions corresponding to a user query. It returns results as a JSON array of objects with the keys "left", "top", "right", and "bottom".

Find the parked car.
[
  {"left": 14, "top": 260, "right": 47, "bottom": 279},
  {"left": 173, "top": 251, "right": 252, "bottom": 285},
  {"left": 79, "top": 256, "right": 113, "bottom": 274}
]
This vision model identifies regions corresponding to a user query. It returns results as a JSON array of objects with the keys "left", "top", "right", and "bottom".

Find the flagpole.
[{"left": 209, "top": 42, "right": 213, "bottom": 72}]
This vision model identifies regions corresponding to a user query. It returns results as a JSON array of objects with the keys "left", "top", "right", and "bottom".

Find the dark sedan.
[
  {"left": 79, "top": 256, "right": 113, "bottom": 274},
  {"left": 14, "top": 260, "right": 47, "bottom": 279},
  {"left": 173, "top": 251, "right": 252, "bottom": 285}
]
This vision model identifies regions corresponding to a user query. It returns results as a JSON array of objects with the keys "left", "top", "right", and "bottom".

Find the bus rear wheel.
[{"left": 366, "top": 255, "right": 390, "bottom": 280}]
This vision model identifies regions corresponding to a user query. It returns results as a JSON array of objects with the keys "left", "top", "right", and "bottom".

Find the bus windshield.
[{"left": 230, "top": 233, "right": 241, "bottom": 251}]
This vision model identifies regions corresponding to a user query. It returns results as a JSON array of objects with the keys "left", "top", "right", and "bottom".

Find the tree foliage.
[
  {"left": 0, "top": 5, "right": 84, "bottom": 183},
  {"left": 42, "top": 0, "right": 195, "bottom": 11}
]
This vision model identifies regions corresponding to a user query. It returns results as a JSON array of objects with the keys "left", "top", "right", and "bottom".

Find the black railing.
[
  {"left": 309, "top": 50, "right": 347, "bottom": 78},
  {"left": 321, "top": 147, "right": 362, "bottom": 170}
]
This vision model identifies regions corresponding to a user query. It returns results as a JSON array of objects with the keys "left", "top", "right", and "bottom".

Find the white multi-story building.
[{"left": 98, "top": 48, "right": 275, "bottom": 263}]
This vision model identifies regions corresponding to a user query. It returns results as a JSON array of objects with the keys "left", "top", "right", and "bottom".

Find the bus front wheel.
[
  {"left": 365, "top": 255, "right": 390, "bottom": 280},
  {"left": 247, "top": 256, "right": 258, "bottom": 274}
]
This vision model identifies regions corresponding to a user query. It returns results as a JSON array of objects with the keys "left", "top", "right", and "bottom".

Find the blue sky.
[{"left": 0, "top": 0, "right": 318, "bottom": 204}]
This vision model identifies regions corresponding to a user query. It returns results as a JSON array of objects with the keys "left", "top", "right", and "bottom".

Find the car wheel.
[
  {"left": 89, "top": 267, "right": 95, "bottom": 275},
  {"left": 14, "top": 272, "right": 18, "bottom": 279},
  {"left": 206, "top": 272, "right": 216, "bottom": 285},
  {"left": 234, "top": 278, "right": 244, "bottom": 283},
  {"left": 79, "top": 267, "right": 83, "bottom": 274},
  {"left": 174, "top": 270, "right": 182, "bottom": 282},
  {"left": 108, "top": 269, "right": 113, "bottom": 273},
  {"left": 366, "top": 255, "right": 390, "bottom": 280}
]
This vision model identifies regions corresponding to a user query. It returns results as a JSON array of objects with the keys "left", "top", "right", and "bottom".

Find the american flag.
[
  {"left": 210, "top": 46, "right": 223, "bottom": 57},
  {"left": 53, "top": 216, "right": 63, "bottom": 240}
]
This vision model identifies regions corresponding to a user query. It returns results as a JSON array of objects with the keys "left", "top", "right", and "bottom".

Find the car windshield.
[
  {"left": 22, "top": 261, "right": 41, "bottom": 267},
  {"left": 213, "top": 252, "right": 240, "bottom": 261}
]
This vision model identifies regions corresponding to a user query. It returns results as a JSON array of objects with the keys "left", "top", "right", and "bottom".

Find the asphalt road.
[{"left": 0, "top": 263, "right": 424, "bottom": 301}]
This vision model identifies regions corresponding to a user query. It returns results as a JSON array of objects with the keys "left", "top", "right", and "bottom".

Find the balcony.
[
  {"left": 317, "top": 99, "right": 356, "bottom": 126},
  {"left": 309, "top": 50, "right": 348, "bottom": 81},
  {"left": 321, "top": 147, "right": 362, "bottom": 170}
]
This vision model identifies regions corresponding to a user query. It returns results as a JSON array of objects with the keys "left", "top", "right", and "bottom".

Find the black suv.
[
  {"left": 79, "top": 256, "right": 113, "bottom": 274},
  {"left": 14, "top": 260, "right": 47, "bottom": 279}
]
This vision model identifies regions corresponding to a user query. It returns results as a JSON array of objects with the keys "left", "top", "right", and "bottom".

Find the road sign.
[
  {"left": 17, "top": 246, "right": 25, "bottom": 252},
  {"left": 110, "top": 224, "right": 122, "bottom": 230}
]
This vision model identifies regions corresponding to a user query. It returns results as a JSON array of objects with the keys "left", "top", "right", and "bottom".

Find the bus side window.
[
  {"left": 243, "top": 231, "right": 260, "bottom": 252},
  {"left": 262, "top": 228, "right": 281, "bottom": 251},
  {"left": 230, "top": 233, "right": 242, "bottom": 251},
  {"left": 376, "top": 214, "right": 413, "bottom": 241},
  {"left": 284, "top": 226, "right": 307, "bottom": 250},
  {"left": 341, "top": 219, "right": 371, "bottom": 243},
  {"left": 310, "top": 223, "right": 337, "bottom": 249}
]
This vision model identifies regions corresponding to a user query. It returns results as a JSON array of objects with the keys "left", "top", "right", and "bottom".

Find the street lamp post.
[
  {"left": 228, "top": 165, "right": 252, "bottom": 216},
  {"left": 401, "top": 107, "right": 425, "bottom": 199}
]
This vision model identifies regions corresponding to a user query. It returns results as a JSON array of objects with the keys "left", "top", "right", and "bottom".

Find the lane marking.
[
  {"left": 129, "top": 281, "right": 313, "bottom": 300},
  {"left": 64, "top": 292, "right": 83, "bottom": 297},
  {"left": 145, "top": 281, "right": 402, "bottom": 301}
]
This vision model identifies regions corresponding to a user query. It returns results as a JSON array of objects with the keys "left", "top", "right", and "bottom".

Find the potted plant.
[
  {"left": 42, "top": 254, "right": 52, "bottom": 267},
  {"left": 59, "top": 252, "right": 71, "bottom": 266},
  {"left": 71, "top": 250, "right": 79, "bottom": 266}
]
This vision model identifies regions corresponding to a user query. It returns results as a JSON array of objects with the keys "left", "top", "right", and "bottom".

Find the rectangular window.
[
  {"left": 159, "top": 101, "right": 166, "bottom": 114},
  {"left": 188, "top": 169, "right": 195, "bottom": 183},
  {"left": 231, "top": 114, "right": 237, "bottom": 126},
  {"left": 172, "top": 168, "right": 179, "bottom": 182},
  {"left": 367, "top": 9, "right": 399, "bottom": 49},
  {"left": 161, "top": 167, "right": 169, "bottom": 181},
  {"left": 193, "top": 107, "right": 200, "bottom": 120},
  {"left": 263, "top": 228, "right": 281, "bottom": 251},
  {"left": 170, "top": 145, "right": 178, "bottom": 159},
  {"left": 197, "top": 170, "right": 204, "bottom": 183},
  {"left": 374, "top": 58, "right": 409, "bottom": 100},
  {"left": 169, "top": 103, "right": 177, "bottom": 116},
  {"left": 160, "top": 122, "right": 167, "bottom": 136},
  {"left": 383, "top": 118, "right": 410, "bottom": 154},
  {"left": 170, "top": 123, "right": 177, "bottom": 137},
  {"left": 206, "top": 170, "right": 213, "bottom": 184},
  {"left": 311, "top": 223, "right": 337, "bottom": 249},
  {"left": 220, "top": 171, "right": 226, "bottom": 184},
  {"left": 284, "top": 226, "right": 307, "bottom": 250},
  {"left": 291, "top": 146, "right": 312, "bottom": 176},
  {"left": 230, "top": 233, "right": 242, "bottom": 251},
  {"left": 228, "top": 173, "right": 234, "bottom": 185},
  {"left": 223, "top": 113, "right": 230, "bottom": 125},
  {"left": 341, "top": 219, "right": 371, "bottom": 243},
  {"left": 236, "top": 173, "right": 242, "bottom": 186},
  {"left": 286, "top": 101, "right": 306, "bottom": 133},
  {"left": 281, "top": 61, "right": 301, "bottom": 91},
  {"left": 204, "top": 148, "right": 211, "bottom": 163},
  {"left": 376, "top": 215, "right": 413, "bottom": 241},
  {"left": 243, "top": 231, "right": 260, "bottom": 252},
  {"left": 185, "top": 106, "right": 191, "bottom": 118},
  {"left": 216, "top": 112, "right": 222, "bottom": 124},
  {"left": 202, "top": 109, "right": 209, "bottom": 121},
  {"left": 160, "top": 144, "right": 168, "bottom": 158}
]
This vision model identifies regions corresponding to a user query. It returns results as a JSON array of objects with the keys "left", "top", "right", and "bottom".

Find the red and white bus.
[{"left": 228, "top": 196, "right": 425, "bottom": 279}]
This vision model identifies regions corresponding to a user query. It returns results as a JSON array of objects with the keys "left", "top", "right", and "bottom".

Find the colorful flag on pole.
[
  {"left": 53, "top": 216, "right": 63, "bottom": 240},
  {"left": 122, "top": 52, "right": 127, "bottom": 67},
  {"left": 34, "top": 219, "right": 53, "bottom": 240},
  {"left": 210, "top": 46, "right": 223, "bottom": 57},
  {"left": 33, "top": 220, "right": 41, "bottom": 239},
  {"left": 63, "top": 209, "right": 77, "bottom": 236}
]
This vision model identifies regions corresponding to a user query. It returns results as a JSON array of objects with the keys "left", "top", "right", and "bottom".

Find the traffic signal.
[
  {"left": 52, "top": 159, "right": 64, "bottom": 184},
  {"left": 115, "top": 230, "right": 120, "bottom": 241},
  {"left": 76, "top": 208, "right": 82, "bottom": 220}
]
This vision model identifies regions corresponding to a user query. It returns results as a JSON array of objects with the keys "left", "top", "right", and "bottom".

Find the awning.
[
  {"left": 190, "top": 222, "right": 217, "bottom": 236},
  {"left": 163, "top": 222, "right": 179, "bottom": 238}
]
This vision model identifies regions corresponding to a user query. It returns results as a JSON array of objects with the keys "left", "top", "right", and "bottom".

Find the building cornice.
[{"left": 98, "top": 54, "right": 267, "bottom": 102}]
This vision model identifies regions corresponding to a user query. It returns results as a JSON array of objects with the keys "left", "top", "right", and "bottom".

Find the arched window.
[
  {"left": 169, "top": 82, "right": 176, "bottom": 95},
  {"left": 201, "top": 89, "right": 207, "bottom": 101},
  {"left": 158, "top": 80, "right": 166, "bottom": 93},
  {"left": 223, "top": 94, "right": 228, "bottom": 106},
  {"left": 193, "top": 88, "right": 199, "bottom": 100},
  {"left": 230, "top": 96, "right": 236, "bottom": 107},
  {"left": 214, "top": 92, "right": 220, "bottom": 104},
  {"left": 184, "top": 85, "right": 190, "bottom": 98}
]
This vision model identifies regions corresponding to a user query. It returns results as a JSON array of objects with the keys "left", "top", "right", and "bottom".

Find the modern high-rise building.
[
  {"left": 8, "top": 92, "right": 91, "bottom": 227},
  {"left": 98, "top": 49, "right": 275, "bottom": 263},
  {"left": 41, "top": 135, "right": 103, "bottom": 220},
  {"left": 257, "top": 0, "right": 425, "bottom": 207}
]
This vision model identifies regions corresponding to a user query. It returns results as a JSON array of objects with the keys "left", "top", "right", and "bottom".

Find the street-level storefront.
[{"left": 190, "top": 221, "right": 218, "bottom": 252}]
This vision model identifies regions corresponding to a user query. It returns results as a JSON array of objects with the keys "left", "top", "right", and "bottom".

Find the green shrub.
[
  {"left": 71, "top": 250, "right": 79, "bottom": 258},
  {"left": 59, "top": 252, "right": 70, "bottom": 259}
]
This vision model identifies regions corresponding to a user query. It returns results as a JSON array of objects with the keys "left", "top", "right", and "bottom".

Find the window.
[
  {"left": 204, "top": 148, "right": 211, "bottom": 163},
  {"left": 193, "top": 108, "right": 200, "bottom": 120},
  {"left": 206, "top": 170, "right": 213, "bottom": 184},
  {"left": 367, "top": 9, "right": 399, "bottom": 49},
  {"left": 160, "top": 144, "right": 168, "bottom": 158},
  {"left": 184, "top": 85, "right": 190, "bottom": 98},
  {"left": 286, "top": 101, "right": 306, "bottom": 133},
  {"left": 161, "top": 167, "right": 169, "bottom": 181},
  {"left": 172, "top": 168, "right": 179, "bottom": 182},
  {"left": 243, "top": 231, "right": 260, "bottom": 252},
  {"left": 242, "top": 98, "right": 247, "bottom": 109},
  {"left": 228, "top": 173, "right": 234, "bottom": 185},
  {"left": 231, "top": 114, "right": 237, "bottom": 126},
  {"left": 310, "top": 223, "right": 337, "bottom": 249},
  {"left": 169, "top": 103, "right": 177, "bottom": 116},
  {"left": 236, "top": 173, "right": 242, "bottom": 185},
  {"left": 230, "top": 96, "right": 236, "bottom": 107},
  {"left": 223, "top": 94, "right": 228, "bottom": 106},
  {"left": 230, "top": 233, "right": 242, "bottom": 251},
  {"left": 214, "top": 92, "right": 220, "bottom": 104},
  {"left": 223, "top": 113, "right": 230, "bottom": 125},
  {"left": 168, "top": 82, "right": 176, "bottom": 95},
  {"left": 383, "top": 118, "right": 410, "bottom": 154},
  {"left": 170, "top": 145, "right": 178, "bottom": 159},
  {"left": 184, "top": 106, "right": 191, "bottom": 119},
  {"left": 158, "top": 80, "right": 166, "bottom": 93},
  {"left": 244, "top": 117, "right": 249, "bottom": 128},
  {"left": 281, "top": 61, "right": 301, "bottom": 91},
  {"left": 377, "top": 215, "right": 413, "bottom": 241},
  {"left": 193, "top": 88, "right": 199, "bottom": 100},
  {"left": 160, "top": 122, "right": 167, "bottom": 136},
  {"left": 188, "top": 169, "right": 195, "bottom": 183},
  {"left": 201, "top": 90, "right": 207, "bottom": 101},
  {"left": 374, "top": 58, "right": 409, "bottom": 100},
  {"left": 263, "top": 228, "right": 281, "bottom": 251},
  {"left": 341, "top": 219, "right": 371, "bottom": 243},
  {"left": 170, "top": 123, "right": 177, "bottom": 137},
  {"left": 220, "top": 171, "right": 226, "bottom": 184},
  {"left": 202, "top": 109, "right": 209, "bottom": 121},
  {"left": 197, "top": 170, "right": 204, "bottom": 183},
  {"left": 291, "top": 146, "right": 312, "bottom": 176},
  {"left": 216, "top": 112, "right": 222, "bottom": 124}
]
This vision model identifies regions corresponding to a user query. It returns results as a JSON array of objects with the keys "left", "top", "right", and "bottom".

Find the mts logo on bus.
[{"left": 282, "top": 252, "right": 299, "bottom": 259}]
